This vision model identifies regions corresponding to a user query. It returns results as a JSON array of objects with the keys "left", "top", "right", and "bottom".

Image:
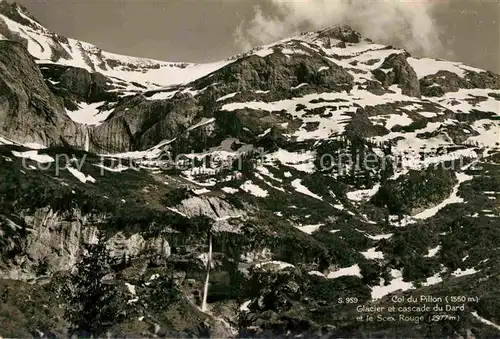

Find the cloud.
[{"left": 234, "top": 0, "right": 443, "bottom": 57}]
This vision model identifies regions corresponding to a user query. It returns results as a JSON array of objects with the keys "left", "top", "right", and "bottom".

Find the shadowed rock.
[
  {"left": 372, "top": 52, "right": 421, "bottom": 97},
  {"left": 0, "top": 40, "right": 86, "bottom": 147}
]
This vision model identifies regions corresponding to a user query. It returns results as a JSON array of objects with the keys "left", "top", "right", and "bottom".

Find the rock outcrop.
[
  {"left": 420, "top": 70, "right": 500, "bottom": 97},
  {"left": 373, "top": 52, "right": 421, "bottom": 97},
  {"left": 40, "top": 64, "right": 119, "bottom": 105},
  {"left": 194, "top": 52, "right": 354, "bottom": 95},
  {"left": 90, "top": 92, "right": 205, "bottom": 153},
  {"left": 317, "top": 25, "right": 363, "bottom": 43}
]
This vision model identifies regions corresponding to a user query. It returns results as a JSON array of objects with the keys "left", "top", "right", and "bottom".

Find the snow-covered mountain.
[
  {"left": 0, "top": 1, "right": 229, "bottom": 89},
  {"left": 0, "top": 1, "right": 499, "bottom": 338},
  {"left": 1, "top": 2, "right": 498, "bottom": 153}
]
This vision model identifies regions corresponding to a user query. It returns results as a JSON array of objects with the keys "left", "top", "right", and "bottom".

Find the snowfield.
[
  {"left": 65, "top": 102, "right": 114, "bottom": 126},
  {"left": 327, "top": 264, "right": 362, "bottom": 279},
  {"left": 407, "top": 57, "right": 485, "bottom": 79}
]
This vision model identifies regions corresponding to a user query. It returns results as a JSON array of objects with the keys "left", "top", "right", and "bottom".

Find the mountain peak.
[
  {"left": 315, "top": 25, "right": 363, "bottom": 43},
  {"left": 0, "top": 0, "right": 41, "bottom": 27}
]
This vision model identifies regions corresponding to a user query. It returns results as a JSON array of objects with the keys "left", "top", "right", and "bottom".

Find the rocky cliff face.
[
  {"left": 0, "top": 41, "right": 87, "bottom": 148},
  {"left": 40, "top": 64, "right": 120, "bottom": 105},
  {"left": 0, "top": 206, "right": 173, "bottom": 281},
  {"left": 0, "top": 208, "right": 99, "bottom": 280}
]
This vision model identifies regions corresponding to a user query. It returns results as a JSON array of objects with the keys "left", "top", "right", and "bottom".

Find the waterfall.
[
  {"left": 201, "top": 232, "right": 212, "bottom": 312},
  {"left": 84, "top": 126, "right": 90, "bottom": 152}
]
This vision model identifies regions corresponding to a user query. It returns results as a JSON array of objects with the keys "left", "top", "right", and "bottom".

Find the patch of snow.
[
  {"left": 241, "top": 181, "right": 268, "bottom": 197},
  {"left": 186, "top": 117, "right": 216, "bottom": 131},
  {"left": 146, "top": 90, "right": 177, "bottom": 100},
  {"left": 67, "top": 167, "right": 96, "bottom": 184},
  {"left": 327, "top": 264, "right": 362, "bottom": 279},
  {"left": 0, "top": 135, "right": 15, "bottom": 146},
  {"left": 430, "top": 90, "right": 499, "bottom": 116},
  {"left": 361, "top": 247, "right": 384, "bottom": 260},
  {"left": 309, "top": 271, "right": 326, "bottom": 277},
  {"left": 8, "top": 6, "right": 232, "bottom": 89},
  {"left": 262, "top": 179, "right": 285, "bottom": 192},
  {"left": 127, "top": 298, "right": 139, "bottom": 304},
  {"left": 295, "top": 224, "right": 324, "bottom": 235},
  {"left": 347, "top": 184, "right": 380, "bottom": 202},
  {"left": 466, "top": 120, "right": 500, "bottom": 147},
  {"left": 356, "top": 229, "right": 393, "bottom": 240},
  {"left": 253, "top": 46, "right": 274, "bottom": 57},
  {"left": 94, "top": 163, "right": 130, "bottom": 173},
  {"left": 407, "top": 57, "right": 475, "bottom": 78},
  {"left": 221, "top": 91, "right": 360, "bottom": 141},
  {"left": 389, "top": 215, "right": 416, "bottom": 227},
  {"left": 371, "top": 269, "right": 414, "bottom": 300},
  {"left": 66, "top": 102, "right": 114, "bottom": 126},
  {"left": 422, "top": 272, "right": 443, "bottom": 287},
  {"left": 258, "top": 128, "right": 272, "bottom": 138},
  {"left": 254, "top": 261, "right": 294, "bottom": 270},
  {"left": 380, "top": 113, "right": 414, "bottom": 130},
  {"left": 240, "top": 300, "right": 252, "bottom": 313},
  {"left": 222, "top": 187, "right": 239, "bottom": 194},
  {"left": 422, "top": 267, "right": 447, "bottom": 287},
  {"left": 125, "top": 283, "right": 136, "bottom": 295},
  {"left": 256, "top": 166, "right": 282, "bottom": 182},
  {"left": 11, "top": 150, "right": 54, "bottom": 163},
  {"left": 193, "top": 188, "right": 210, "bottom": 195},
  {"left": 291, "top": 83, "right": 308, "bottom": 90},
  {"left": 419, "top": 112, "right": 438, "bottom": 118},
  {"left": 291, "top": 179, "right": 323, "bottom": 201},
  {"left": 217, "top": 92, "right": 238, "bottom": 102},
  {"left": 451, "top": 267, "right": 479, "bottom": 277},
  {"left": 472, "top": 312, "right": 500, "bottom": 331},
  {"left": 181, "top": 175, "right": 217, "bottom": 187},
  {"left": 424, "top": 245, "right": 441, "bottom": 258},
  {"left": 265, "top": 149, "right": 316, "bottom": 173}
]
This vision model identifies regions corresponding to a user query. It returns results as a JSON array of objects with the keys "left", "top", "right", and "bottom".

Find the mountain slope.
[
  {"left": 0, "top": 40, "right": 86, "bottom": 147},
  {"left": 0, "top": 2, "right": 499, "bottom": 338},
  {"left": 0, "top": 1, "right": 230, "bottom": 89}
]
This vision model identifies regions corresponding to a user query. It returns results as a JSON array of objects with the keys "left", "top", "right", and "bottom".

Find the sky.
[{"left": 15, "top": 0, "right": 500, "bottom": 73}]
